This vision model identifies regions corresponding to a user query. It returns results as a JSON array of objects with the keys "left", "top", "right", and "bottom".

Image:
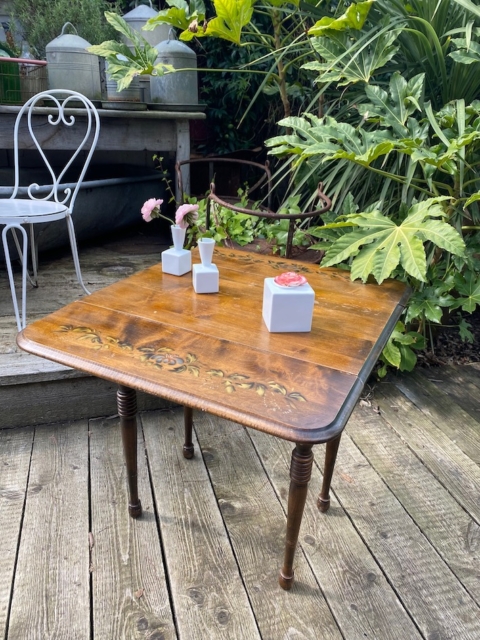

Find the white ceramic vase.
[
  {"left": 171, "top": 224, "right": 186, "bottom": 251},
  {"left": 198, "top": 237, "right": 215, "bottom": 266}
]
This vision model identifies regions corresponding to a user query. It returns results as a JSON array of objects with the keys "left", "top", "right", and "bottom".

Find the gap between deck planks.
[{"left": 0, "top": 367, "right": 480, "bottom": 639}]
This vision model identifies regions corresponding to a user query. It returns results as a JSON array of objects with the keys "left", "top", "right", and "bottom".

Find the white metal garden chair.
[{"left": 0, "top": 89, "right": 100, "bottom": 331}]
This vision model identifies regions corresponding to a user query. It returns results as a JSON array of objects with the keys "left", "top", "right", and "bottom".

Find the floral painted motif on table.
[{"left": 58, "top": 325, "right": 307, "bottom": 405}]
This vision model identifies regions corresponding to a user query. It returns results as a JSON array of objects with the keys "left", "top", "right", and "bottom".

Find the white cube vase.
[
  {"left": 162, "top": 225, "right": 191, "bottom": 276},
  {"left": 262, "top": 278, "right": 315, "bottom": 332},
  {"left": 193, "top": 237, "right": 219, "bottom": 293}
]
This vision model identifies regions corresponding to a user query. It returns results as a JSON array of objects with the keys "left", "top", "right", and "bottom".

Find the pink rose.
[
  {"left": 175, "top": 203, "right": 199, "bottom": 229},
  {"left": 274, "top": 272, "right": 308, "bottom": 287},
  {"left": 141, "top": 198, "right": 163, "bottom": 222}
]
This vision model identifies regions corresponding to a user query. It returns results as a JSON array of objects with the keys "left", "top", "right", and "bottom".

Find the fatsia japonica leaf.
[
  {"left": 321, "top": 198, "right": 465, "bottom": 284},
  {"left": 205, "top": 0, "right": 254, "bottom": 44},
  {"left": 144, "top": 0, "right": 206, "bottom": 35},
  {"left": 305, "top": 30, "right": 399, "bottom": 85},
  {"left": 358, "top": 72, "right": 424, "bottom": 137},
  {"left": 308, "top": 1, "right": 374, "bottom": 36}
]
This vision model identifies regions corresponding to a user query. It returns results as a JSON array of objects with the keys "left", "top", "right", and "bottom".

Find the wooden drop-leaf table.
[{"left": 17, "top": 247, "right": 410, "bottom": 590}]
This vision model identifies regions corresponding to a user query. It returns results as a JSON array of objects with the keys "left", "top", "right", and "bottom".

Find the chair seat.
[{"left": 0, "top": 199, "right": 68, "bottom": 223}]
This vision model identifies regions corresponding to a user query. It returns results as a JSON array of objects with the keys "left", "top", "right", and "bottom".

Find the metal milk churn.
[
  {"left": 122, "top": 2, "right": 170, "bottom": 104},
  {"left": 150, "top": 36, "right": 198, "bottom": 106},
  {"left": 122, "top": 2, "right": 169, "bottom": 47},
  {"left": 45, "top": 23, "right": 102, "bottom": 100}
]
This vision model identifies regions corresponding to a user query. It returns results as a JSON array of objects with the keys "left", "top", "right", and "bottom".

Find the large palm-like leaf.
[{"left": 320, "top": 198, "right": 465, "bottom": 283}]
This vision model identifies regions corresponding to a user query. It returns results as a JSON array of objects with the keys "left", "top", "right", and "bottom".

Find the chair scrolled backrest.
[
  {"left": 11, "top": 90, "right": 100, "bottom": 211},
  {"left": 175, "top": 157, "right": 273, "bottom": 209}
]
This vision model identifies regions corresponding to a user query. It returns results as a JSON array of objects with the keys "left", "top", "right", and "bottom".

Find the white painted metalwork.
[{"left": 0, "top": 89, "right": 100, "bottom": 331}]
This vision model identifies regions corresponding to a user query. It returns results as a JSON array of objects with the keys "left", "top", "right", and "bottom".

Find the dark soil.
[{"left": 417, "top": 309, "right": 480, "bottom": 367}]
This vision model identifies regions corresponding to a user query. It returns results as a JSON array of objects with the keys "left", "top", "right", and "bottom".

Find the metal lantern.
[
  {"left": 45, "top": 24, "right": 102, "bottom": 100},
  {"left": 122, "top": 2, "right": 169, "bottom": 48},
  {"left": 150, "top": 37, "right": 198, "bottom": 106}
]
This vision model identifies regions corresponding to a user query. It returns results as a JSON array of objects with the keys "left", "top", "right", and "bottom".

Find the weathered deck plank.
[
  {"left": 390, "top": 370, "right": 480, "bottom": 464},
  {"left": 7, "top": 420, "right": 90, "bottom": 640},
  {"left": 90, "top": 414, "right": 176, "bottom": 640},
  {"left": 377, "top": 383, "right": 480, "bottom": 524},
  {"left": 420, "top": 364, "right": 480, "bottom": 426},
  {"left": 330, "top": 424, "right": 480, "bottom": 639},
  {"left": 142, "top": 409, "right": 261, "bottom": 640},
  {"left": 0, "top": 426, "right": 33, "bottom": 639},
  {"left": 346, "top": 404, "right": 480, "bottom": 606},
  {"left": 249, "top": 427, "right": 422, "bottom": 640},
  {"left": 193, "top": 411, "right": 342, "bottom": 640}
]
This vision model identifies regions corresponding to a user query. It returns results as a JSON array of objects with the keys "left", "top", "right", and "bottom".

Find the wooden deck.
[{"left": 1, "top": 228, "right": 480, "bottom": 639}]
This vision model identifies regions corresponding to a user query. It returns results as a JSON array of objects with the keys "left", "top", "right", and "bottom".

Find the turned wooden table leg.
[
  {"left": 279, "top": 443, "right": 314, "bottom": 591},
  {"left": 117, "top": 385, "right": 142, "bottom": 518},
  {"left": 317, "top": 434, "right": 342, "bottom": 513},
  {"left": 183, "top": 406, "right": 194, "bottom": 459}
]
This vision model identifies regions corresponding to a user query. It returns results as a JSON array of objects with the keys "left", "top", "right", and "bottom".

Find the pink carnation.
[
  {"left": 274, "top": 272, "right": 308, "bottom": 287},
  {"left": 141, "top": 198, "right": 163, "bottom": 222},
  {"left": 175, "top": 203, "right": 199, "bottom": 229}
]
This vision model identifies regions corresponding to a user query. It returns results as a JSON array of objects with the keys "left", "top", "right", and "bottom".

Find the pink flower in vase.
[
  {"left": 175, "top": 203, "right": 199, "bottom": 229},
  {"left": 141, "top": 198, "right": 164, "bottom": 222},
  {"left": 274, "top": 272, "right": 308, "bottom": 287}
]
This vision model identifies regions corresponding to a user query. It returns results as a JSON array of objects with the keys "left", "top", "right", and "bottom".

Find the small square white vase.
[
  {"left": 262, "top": 277, "right": 315, "bottom": 332},
  {"left": 193, "top": 263, "right": 219, "bottom": 293},
  {"left": 162, "top": 247, "right": 192, "bottom": 276}
]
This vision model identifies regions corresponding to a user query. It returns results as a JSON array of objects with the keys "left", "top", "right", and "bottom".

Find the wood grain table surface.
[{"left": 17, "top": 246, "right": 410, "bottom": 589}]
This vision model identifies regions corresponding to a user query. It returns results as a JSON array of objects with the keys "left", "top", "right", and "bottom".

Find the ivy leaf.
[
  {"left": 458, "top": 317, "right": 474, "bottom": 343},
  {"left": 451, "top": 272, "right": 480, "bottom": 312}
]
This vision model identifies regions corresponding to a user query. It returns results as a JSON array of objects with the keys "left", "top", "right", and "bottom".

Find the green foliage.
[
  {"left": 377, "top": 322, "right": 426, "bottom": 378},
  {"left": 183, "top": 192, "right": 269, "bottom": 247},
  {"left": 88, "top": 13, "right": 174, "bottom": 90},
  {"left": 9, "top": 0, "right": 119, "bottom": 58},
  {"left": 319, "top": 198, "right": 465, "bottom": 284}
]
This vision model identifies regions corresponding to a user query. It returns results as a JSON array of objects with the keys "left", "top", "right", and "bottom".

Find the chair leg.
[
  {"left": 317, "top": 434, "right": 342, "bottom": 513},
  {"left": 66, "top": 214, "right": 90, "bottom": 295},
  {"left": 117, "top": 385, "right": 142, "bottom": 518},
  {"left": 11, "top": 227, "right": 36, "bottom": 288},
  {"left": 2, "top": 224, "right": 28, "bottom": 331},
  {"left": 183, "top": 406, "right": 194, "bottom": 459},
  {"left": 279, "top": 443, "right": 314, "bottom": 590},
  {"left": 29, "top": 223, "right": 38, "bottom": 286}
]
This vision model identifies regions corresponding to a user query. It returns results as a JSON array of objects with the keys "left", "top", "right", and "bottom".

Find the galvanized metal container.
[
  {"left": 104, "top": 61, "right": 142, "bottom": 104},
  {"left": 46, "top": 24, "right": 101, "bottom": 100},
  {"left": 122, "top": 3, "right": 169, "bottom": 47},
  {"left": 150, "top": 38, "right": 198, "bottom": 106}
]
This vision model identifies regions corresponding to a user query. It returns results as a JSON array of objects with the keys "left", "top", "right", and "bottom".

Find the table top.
[
  {"left": 17, "top": 248, "right": 409, "bottom": 443},
  {"left": 0, "top": 105, "right": 206, "bottom": 121}
]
